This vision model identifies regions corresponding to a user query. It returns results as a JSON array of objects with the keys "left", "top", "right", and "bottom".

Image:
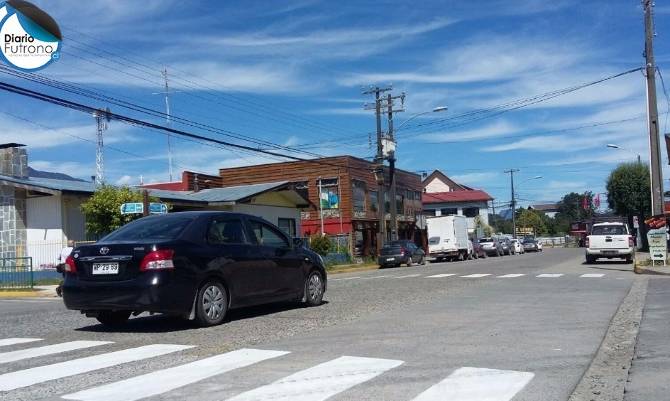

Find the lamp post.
[
  {"left": 606, "top": 144, "right": 641, "bottom": 163},
  {"left": 389, "top": 106, "right": 447, "bottom": 241}
]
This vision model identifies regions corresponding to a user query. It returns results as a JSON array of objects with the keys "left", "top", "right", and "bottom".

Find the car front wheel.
[
  {"left": 305, "top": 271, "right": 325, "bottom": 306},
  {"left": 195, "top": 281, "right": 228, "bottom": 327}
]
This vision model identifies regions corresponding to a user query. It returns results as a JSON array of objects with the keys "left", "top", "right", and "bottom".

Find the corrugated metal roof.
[
  {"left": 0, "top": 174, "right": 290, "bottom": 203},
  {"left": 422, "top": 189, "right": 494, "bottom": 203}
]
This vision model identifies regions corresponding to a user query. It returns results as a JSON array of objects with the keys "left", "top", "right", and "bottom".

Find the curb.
[
  {"left": 327, "top": 265, "right": 380, "bottom": 275},
  {"left": 633, "top": 262, "right": 670, "bottom": 276},
  {"left": 568, "top": 277, "right": 648, "bottom": 401}
]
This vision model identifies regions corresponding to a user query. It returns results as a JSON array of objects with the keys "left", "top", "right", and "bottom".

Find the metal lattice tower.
[{"left": 93, "top": 108, "right": 110, "bottom": 184}]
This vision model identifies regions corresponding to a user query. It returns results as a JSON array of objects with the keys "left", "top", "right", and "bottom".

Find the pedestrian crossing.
[
  {"left": 330, "top": 272, "right": 615, "bottom": 282},
  {"left": 0, "top": 337, "right": 534, "bottom": 401}
]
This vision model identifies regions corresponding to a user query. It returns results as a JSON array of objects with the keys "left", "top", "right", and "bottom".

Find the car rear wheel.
[
  {"left": 96, "top": 311, "right": 131, "bottom": 327},
  {"left": 407, "top": 257, "right": 414, "bottom": 267},
  {"left": 419, "top": 255, "right": 426, "bottom": 265},
  {"left": 195, "top": 281, "right": 228, "bottom": 327},
  {"left": 304, "top": 271, "right": 324, "bottom": 306}
]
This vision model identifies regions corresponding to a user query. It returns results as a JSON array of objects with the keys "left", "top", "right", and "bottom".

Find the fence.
[
  {"left": 0, "top": 257, "right": 33, "bottom": 289},
  {"left": 23, "top": 240, "right": 94, "bottom": 271}
]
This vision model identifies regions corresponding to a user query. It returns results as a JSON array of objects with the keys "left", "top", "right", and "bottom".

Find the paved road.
[{"left": 0, "top": 248, "right": 640, "bottom": 401}]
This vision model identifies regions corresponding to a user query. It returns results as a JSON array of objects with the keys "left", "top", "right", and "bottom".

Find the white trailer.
[{"left": 427, "top": 215, "right": 469, "bottom": 261}]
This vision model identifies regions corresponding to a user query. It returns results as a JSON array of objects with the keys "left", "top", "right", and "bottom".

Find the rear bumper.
[
  {"left": 429, "top": 249, "right": 458, "bottom": 258},
  {"left": 62, "top": 271, "right": 194, "bottom": 315},
  {"left": 378, "top": 255, "right": 408, "bottom": 265},
  {"left": 586, "top": 248, "right": 633, "bottom": 257}
]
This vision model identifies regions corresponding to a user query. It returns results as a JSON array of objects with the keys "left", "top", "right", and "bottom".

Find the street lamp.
[
  {"left": 606, "top": 144, "right": 641, "bottom": 163},
  {"left": 395, "top": 106, "right": 448, "bottom": 131}
]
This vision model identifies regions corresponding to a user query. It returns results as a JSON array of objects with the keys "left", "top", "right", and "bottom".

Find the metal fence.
[{"left": 0, "top": 257, "right": 33, "bottom": 290}]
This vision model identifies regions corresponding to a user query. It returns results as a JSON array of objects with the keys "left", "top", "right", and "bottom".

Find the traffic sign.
[{"left": 120, "top": 202, "right": 168, "bottom": 215}]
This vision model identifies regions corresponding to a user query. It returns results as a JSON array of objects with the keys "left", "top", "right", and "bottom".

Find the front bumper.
[{"left": 62, "top": 271, "right": 193, "bottom": 315}]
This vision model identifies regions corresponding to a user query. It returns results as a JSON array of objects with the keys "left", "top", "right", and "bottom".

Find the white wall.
[
  {"left": 232, "top": 204, "right": 301, "bottom": 234},
  {"left": 426, "top": 201, "right": 489, "bottom": 234},
  {"left": 26, "top": 194, "right": 63, "bottom": 242},
  {"left": 62, "top": 194, "right": 87, "bottom": 241},
  {"left": 424, "top": 177, "right": 450, "bottom": 193}
]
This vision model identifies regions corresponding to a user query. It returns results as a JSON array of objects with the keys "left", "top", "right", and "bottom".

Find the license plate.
[
  {"left": 92, "top": 262, "right": 119, "bottom": 275},
  {"left": 602, "top": 250, "right": 617, "bottom": 255},
  {"left": 386, "top": 258, "right": 395, "bottom": 261}
]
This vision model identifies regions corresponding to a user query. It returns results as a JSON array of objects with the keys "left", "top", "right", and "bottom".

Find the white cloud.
[
  {"left": 416, "top": 121, "right": 519, "bottom": 143},
  {"left": 115, "top": 175, "right": 134, "bottom": 185},
  {"left": 30, "top": 160, "right": 91, "bottom": 175},
  {"left": 451, "top": 172, "right": 499, "bottom": 185}
]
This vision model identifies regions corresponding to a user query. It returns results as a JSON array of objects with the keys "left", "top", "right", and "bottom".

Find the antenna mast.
[
  {"left": 162, "top": 67, "right": 174, "bottom": 181},
  {"left": 93, "top": 108, "right": 110, "bottom": 184}
]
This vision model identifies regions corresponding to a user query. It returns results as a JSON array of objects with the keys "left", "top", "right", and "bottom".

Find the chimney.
[{"left": 0, "top": 143, "right": 28, "bottom": 179}]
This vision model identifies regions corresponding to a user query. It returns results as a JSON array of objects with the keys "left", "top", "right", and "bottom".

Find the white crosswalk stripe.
[
  {"left": 0, "top": 344, "right": 192, "bottom": 391},
  {"left": 410, "top": 367, "right": 534, "bottom": 401},
  {"left": 498, "top": 274, "right": 525, "bottom": 278},
  {"left": 426, "top": 273, "right": 456, "bottom": 278},
  {"left": 62, "top": 348, "right": 289, "bottom": 401},
  {"left": 537, "top": 274, "right": 564, "bottom": 278},
  {"left": 0, "top": 340, "right": 112, "bottom": 364},
  {"left": 580, "top": 273, "right": 605, "bottom": 278},
  {"left": 461, "top": 274, "right": 491, "bottom": 278},
  {"left": 226, "top": 355, "right": 404, "bottom": 401},
  {"left": 0, "top": 337, "right": 41, "bottom": 347}
]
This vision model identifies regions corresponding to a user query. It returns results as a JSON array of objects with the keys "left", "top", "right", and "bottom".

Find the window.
[
  {"left": 249, "top": 220, "right": 290, "bottom": 248},
  {"left": 102, "top": 215, "right": 195, "bottom": 242},
  {"left": 396, "top": 194, "right": 404, "bottom": 214},
  {"left": 591, "top": 225, "right": 627, "bottom": 235},
  {"left": 384, "top": 192, "right": 390, "bottom": 213},
  {"left": 292, "top": 181, "right": 309, "bottom": 201},
  {"left": 369, "top": 190, "right": 378, "bottom": 212},
  {"left": 424, "top": 209, "right": 436, "bottom": 216},
  {"left": 207, "top": 219, "right": 246, "bottom": 244},
  {"left": 318, "top": 178, "right": 339, "bottom": 209},
  {"left": 352, "top": 180, "right": 366, "bottom": 212},
  {"left": 441, "top": 208, "right": 457, "bottom": 216},
  {"left": 463, "top": 207, "right": 480, "bottom": 218},
  {"left": 277, "top": 218, "right": 296, "bottom": 238}
]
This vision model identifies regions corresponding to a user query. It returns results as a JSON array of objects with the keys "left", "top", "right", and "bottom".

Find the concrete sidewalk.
[
  {"left": 0, "top": 285, "right": 59, "bottom": 298},
  {"left": 634, "top": 251, "right": 670, "bottom": 276},
  {"left": 625, "top": 277, "right": 670, "bottom": 401}
]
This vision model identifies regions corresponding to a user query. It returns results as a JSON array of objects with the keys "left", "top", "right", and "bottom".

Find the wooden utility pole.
[
  {"left": 505, "top": 169, "right": 520, "bottom": 238},
  {"left": 643, "top": 0, "right": 664, "bottom": 215}
]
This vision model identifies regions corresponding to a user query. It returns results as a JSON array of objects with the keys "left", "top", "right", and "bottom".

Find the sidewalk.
[
  {"left": 624, "top": 277, "right": 670, "bottom": 401},
  {"left": 634, "top": 251, "right": 670, "bottom": 276},
  {"left": 0, "top": 285, "right": 59, "bottom": 298}
]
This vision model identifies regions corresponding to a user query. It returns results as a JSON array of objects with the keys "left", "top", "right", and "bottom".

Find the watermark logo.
[{"left": 0, "top": 0, "right": 61, "bottom": 71}]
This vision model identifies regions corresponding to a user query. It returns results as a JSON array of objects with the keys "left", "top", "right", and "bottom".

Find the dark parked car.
[
  {"left": 523, "top": 239, "right": 541, "bottom": 252},
  {"left": 499, "top": 237, "right": 515, "bottom": 255},
  {"left": 378, "top": 240, "right": 426, "bottom": 268},
  {"left": 62, "top": 212, "right": 327, "bottom": 327},
  {"left": 478, "top": 237, "right": 504, "bottom": 257},
  {"left": 471, "top": 238, "right": 488, "bottom": 259}
]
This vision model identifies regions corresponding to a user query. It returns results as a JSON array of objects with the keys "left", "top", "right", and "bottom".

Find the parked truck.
[
  {"left": 426, "top": 215, "right": 469, "bottom": 261},
  {"left": 585, "top": 222, "right": 634, "bottom": 264}
]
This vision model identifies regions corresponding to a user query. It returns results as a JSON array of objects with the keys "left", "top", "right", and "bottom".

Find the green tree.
[
  {"left": 80, "top": 185, "right": 156, "bottom": 237},
  {"left": 606, "top": 162, "right": 651, "bottom": 249},
  {"left": 309, "top": 235, "right": 331, "bottom": 256},
  {"left": 516, "top": 209, "right": 548, "bottom": 236}
]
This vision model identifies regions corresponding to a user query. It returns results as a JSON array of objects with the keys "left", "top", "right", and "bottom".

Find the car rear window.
[
  {"left": 480, "top": 238, "right": 493, "bottom": 242},
  {"left": 102, "top": 215, "right": 195, "bottom": 242},
  {"left": 428, "top": 237, "right": 440, "bottom": 245},
  {"left": 592, "top": 225, "right": 626, "bottom": 235}
]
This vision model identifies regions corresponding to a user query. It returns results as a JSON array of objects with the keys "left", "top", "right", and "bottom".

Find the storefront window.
[
  {"left": 353, "top": 180, "right": 366, "bottom": 212},
  {"left": 318, "top": 178, "right": 339, "bottom": 209}
]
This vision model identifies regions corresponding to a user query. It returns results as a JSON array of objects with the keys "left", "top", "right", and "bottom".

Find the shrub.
[{"left": 309, "top": 235, "right": 331, "bottom": 256}]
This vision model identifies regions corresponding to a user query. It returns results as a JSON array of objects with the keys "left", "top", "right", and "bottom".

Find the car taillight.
[
  {"left": 585, "top": 237, "right": 590, "bottom": 248},
  {"left": 140, "top": 249, "right": 175, "bottom": 271},
  {"left": 400, "top": 247, "right": 406, "bottom": 256},
  {"left": 629, "top": 236, "right": 634, "bottom": 247},
  {"left": 64, "top": 255, "right": 77, "bottom": 273}
]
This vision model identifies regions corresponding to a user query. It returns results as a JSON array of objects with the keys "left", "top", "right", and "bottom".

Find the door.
[
  {"left": 206, "top": 216, "right": 265, "bottom": 306},
  {"left": 247, "top": 219, "right": 304, "bottom": 299}
]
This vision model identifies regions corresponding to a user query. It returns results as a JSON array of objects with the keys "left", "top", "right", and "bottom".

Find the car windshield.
[
  {"left": 102, "top": 215, "right": 195, "bottom": 242},
  {"left": 480, "top": 238, "right": 494, "bottom": 242},
  {"left": 592, "top": 225, "right": 627, "bottom": 235}
]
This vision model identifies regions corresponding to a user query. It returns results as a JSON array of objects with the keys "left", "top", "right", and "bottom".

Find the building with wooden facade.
[{"left": 217, "top": 156, "right": 423, "bottom": 256}]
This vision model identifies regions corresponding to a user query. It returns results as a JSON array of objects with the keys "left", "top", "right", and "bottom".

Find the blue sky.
[{"left": 2, "top": 0, "right": 669, "bottom": 208}]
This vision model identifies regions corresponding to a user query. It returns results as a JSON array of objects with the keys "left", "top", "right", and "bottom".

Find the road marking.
[
  {"left": 460, "top": 274, "right": 491, "bottom": 278},
  {"left": 226, "top": 355, "right": 403, "bottom": 401},
  {"left": 580, "top": 273, "right": 605, "bottom": 278},
  {"left": 0, "top": 338, "right": 42, "bottom": 347},
  {"left": 62, "top": 348, "right": 289, "bottom": 401},
  {"left": 331, "top": 276, "right": 361, "bottom": 281},
  {"left": 360, "top": 275, "right": 390, "bottom": 280},
  {"left": 536, "top": 274, "right": 563, "bottom": 278},
  {"left": 410, "top": 367, "right": 534, "bottom": 401},
  {"left": 498, "top": 274, "right": 525, "bottom": 278},
  {"left": 0, "top": 344, "right": 192, "bottom": 391},
  {"left": 0, "top": 340, "right": 112, "bottom": 364},
  {"left": 395, "top": 274, "right": 422, "bottom": 278},
  {"left": 426, "top": 273, "right": 456, "bottom": 278}
]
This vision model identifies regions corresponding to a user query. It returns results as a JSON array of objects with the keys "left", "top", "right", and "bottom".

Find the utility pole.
[
  {"left": 161, "top": 67, "right": 175, "bottom": 181},
  {"left": 643, "top": 0, "right": 664, "bottom": 215},
  {"left": 93, "top": 108, "right": 110, "bottom": 185},
  {"left": 505, "top": 169, "right": 520, "bottom": 238},
  {"left": 363, "top": 85, "right": 391, "bottom": 252},
  {"left": 387, "top": 92, "right": 405, "bottom": 241}
]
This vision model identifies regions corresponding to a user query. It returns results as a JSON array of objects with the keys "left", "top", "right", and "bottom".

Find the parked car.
[
  {"left": 499, "top": 237, "right": 514, "bottom": 255},
  {"left": 379, "top": 240, "right": 426, "bottom": 267},
  {"left": 522, "top": 239, "right": 541, "bottom": 252},
  {"left": 585, "top": 222, "right": 633, "bottom": 263},
  {"left": 510, "top": 239, "right": 524, "bottom": 254},
  {"left": 478, "top": 237, "right": 504, "bottom": 257},
  {"left": 470, "top": 238, "right": 488, "bottom": 259},
  {"left": 62, "top": 211, "right": 327, "bottom": 327}
]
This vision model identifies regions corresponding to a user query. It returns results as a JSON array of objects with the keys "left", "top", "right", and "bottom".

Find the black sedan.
[
  {"left": 378, "top": 240, "right": 426, "bottom": 268},
  {"left": 62, "top": 212, "right": 327, "bottom": 327},
  {"left": 523, "top": 239, "right": 541, "bottom": 252}
]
